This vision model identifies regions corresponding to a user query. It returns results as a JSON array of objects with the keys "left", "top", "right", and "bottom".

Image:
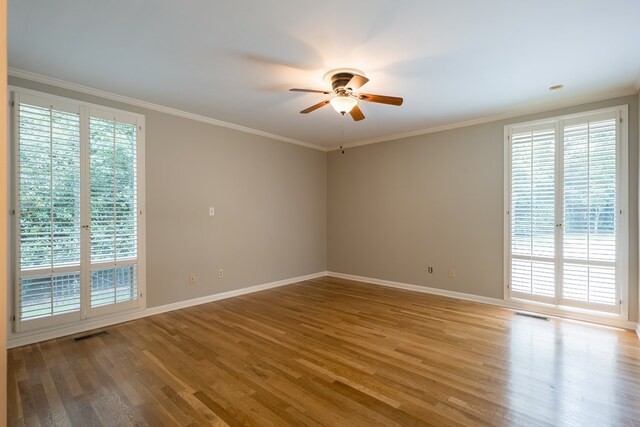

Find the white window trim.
[
  {"left": 503, "top": 105, "right": 629, "bottom": 323},
  {"left": 10, "top": 86, "right": 146, "bottom": 333}
]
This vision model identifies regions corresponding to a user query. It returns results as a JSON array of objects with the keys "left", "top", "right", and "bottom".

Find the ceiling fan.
[{"left": 289, "top": 68, "right": 403, "bottom": 121}]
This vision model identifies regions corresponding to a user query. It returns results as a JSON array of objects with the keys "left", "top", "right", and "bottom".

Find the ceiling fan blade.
[
  {"left": 356, "top": 93, "right": 403, "bottom": 106},
  {"left": 349, "top": 104, "right": 365, "bottom": 121},
  {"left": 290, "top": 88, "right": 332, "bottom": 95},
  {"left": 300, "top": 100, "right": 330, "bottom": 114},
  {"left": 345, "top": 74, "right": 369, "bottom": 91}
]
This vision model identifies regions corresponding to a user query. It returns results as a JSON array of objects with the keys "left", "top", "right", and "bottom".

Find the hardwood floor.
[{"left": 8, "top": 276, "right": 640, "bottom": 426}]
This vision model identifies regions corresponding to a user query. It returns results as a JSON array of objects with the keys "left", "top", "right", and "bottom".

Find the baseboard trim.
[
  {"left": 7, "top": 271, "right": 327, "bottom": 348},
  {"left": 327, "top": 271, "right": 508, "bottom": 306},
  {"left": 327, "top": 272, "right": 637, "bottom": 331},
  {"left": 143, "top": 271, "right": 329, "bottom": 317},
  {"left": 9, "top": 271, "right": 636, "bottom": 348}
]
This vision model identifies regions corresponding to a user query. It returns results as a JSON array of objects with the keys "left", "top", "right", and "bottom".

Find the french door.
[
  {"left": 13, "top": 91, "right": 145, "bottom": 332},
  {"left": 506, "top": 107, "right": 627, "bottom": 316}
]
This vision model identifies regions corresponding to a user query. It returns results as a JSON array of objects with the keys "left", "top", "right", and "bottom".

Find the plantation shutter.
[
  {"left": 562, "top": 114, "right": 618, "bottom": 308},
  {"left": 510, "top": 126, "right": 556, "bottom": 301},
  {"left": 14, "top": 90, "right": 145, "bottom": 332},
  {"left": 16, "top": 96, "right": 82, "bottom": 328},
  {"left": 507, "top": 108, "right": 624, "bottom": 316},
  {"left": 89, "top": 113, "right": 139, "bottom": 311}
]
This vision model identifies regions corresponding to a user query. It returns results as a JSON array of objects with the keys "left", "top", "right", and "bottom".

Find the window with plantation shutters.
[
  {"left": 510, "top": 127, "right": 556, "bottom": 301},
  {"left": 13, "top": 91, "right": 145, "bottom": 332},
  {"left": 505, "top": 107, "right": 627, "bottom": 318},
  {"left": 562, "top": 117, "right": 617, "bottom": 307},
  {"left": 17, "top": 99, "right": 82, "bottom": 326},
  {"left": 89, "top": 115, "right": 139, "bottom": 310}
]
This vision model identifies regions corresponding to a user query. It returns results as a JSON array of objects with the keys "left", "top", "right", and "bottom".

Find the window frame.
[
  {"left": 503, "top": 105, "right": 629, "bottom": 322},
  {"left": 11, "top": 88, "right": 146, "bottom": 333}
]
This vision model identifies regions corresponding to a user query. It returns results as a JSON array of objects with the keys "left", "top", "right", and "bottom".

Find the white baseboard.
[
  {"left": 327, "top": 271, "right": 638, "bottom": 331},
  {"left": 328, "top": 271, "right": 508, "bottom": 306},
  {"left": 9, "top": 271, "right": 637, "bottom": 348},
  {"left": 7, "top": 271, "right": 328, "bottom": 349}
]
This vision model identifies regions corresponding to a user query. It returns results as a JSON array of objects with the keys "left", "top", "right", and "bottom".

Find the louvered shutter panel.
[
  {"left": 17, "top": 100, "right": 82, "bottom": 323},
  {"left": 89, "top": 116, "right": 138, "bottom": 309},
  {"left": 563, "top": 116, "right": 617, "bottom": 307},
  {"left": 507, "top": 109, "right": 623, "bottom": 315},
  {"left": 510, "top": 127, "right": 556, "bottom": 300},
  {"left": 14, "top": 90, "right": 145, "bottom": 332}
]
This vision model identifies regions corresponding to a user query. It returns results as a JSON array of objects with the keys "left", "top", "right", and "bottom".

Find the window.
[
  {"left": 13, "top": 91, "right": 145, "bottom": 332},
  {"left": 88, "top": 112, "right": 141, "bottom": 316},
  {"left": 505, "top": 107, "right": 628, "bottom": 318}
]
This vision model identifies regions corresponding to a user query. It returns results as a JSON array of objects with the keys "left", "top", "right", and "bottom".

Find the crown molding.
[
  {"left": 327, "top": 87, "right": 638, "bottom": 151},
  {"left": 10, "top": 67, "right": 637, "bottom": 153},
  {"left": 8, "top": 67, "right": 328, "bottom": 152}
]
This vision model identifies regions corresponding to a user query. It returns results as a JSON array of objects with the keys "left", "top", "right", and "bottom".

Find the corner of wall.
[{"left": 327, "top": 94, "right": 640, "bottom": 322}]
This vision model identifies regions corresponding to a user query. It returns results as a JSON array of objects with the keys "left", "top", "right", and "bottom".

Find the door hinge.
[
  {"left": 11, "top": 209, "right": 15, "bottom": 216},
  {"left": 11, "top": 315, "right": 15, "bottom": 322}
]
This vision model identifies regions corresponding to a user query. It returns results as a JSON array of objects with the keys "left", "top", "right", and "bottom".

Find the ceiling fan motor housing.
[
  {"left": 331, "top": 72, "right": 356, "bottom": 94},
  {"left": 290, "top": 68, "right": 401, "bottom": 121}
]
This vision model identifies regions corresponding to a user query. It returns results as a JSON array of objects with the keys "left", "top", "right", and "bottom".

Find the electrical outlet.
[
  {"left": 428, "top": 267, "right": 433, "bottom": 274},
  {"left": 218, "top": 269, "right": 224, "bottom": 279},
  {"left": 189, "top": 273, "right": 196, "bottom": 284},
  {"left": 448, "top": 268, "right": 456, "bottom": 279}
]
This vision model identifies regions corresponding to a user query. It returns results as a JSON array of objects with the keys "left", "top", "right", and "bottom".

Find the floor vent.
[
  {"left": 72, "top": 331, "right": 109, "bottom": 342},
  {"left": 515, "top": 312, "right": 549, "bottom": 321}
]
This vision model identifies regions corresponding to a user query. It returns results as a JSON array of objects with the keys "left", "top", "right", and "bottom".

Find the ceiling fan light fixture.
[
  {"left": 290, "top": 70, "right": 402, "bottom": 121},
  {"left": 330, "top": 96, "right": 357, "bottom": 115}
]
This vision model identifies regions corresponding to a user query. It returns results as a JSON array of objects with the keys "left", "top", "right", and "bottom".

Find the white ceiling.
[{"left": 8, "top": 0, "right": 640, "bottom": 149}]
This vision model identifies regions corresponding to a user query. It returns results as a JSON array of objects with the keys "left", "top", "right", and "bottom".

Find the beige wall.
[
  {"left": 328, "top": 95, "right": 639, "bottom": 322},
  {"left": 8, "top": 76, "right": 327, "bottom": 309},
  {"left": 1, "top": 0, "right": 8, "bottom": 423},
  {"left": 7, "top": 75, "right": 639, "bottom": 332}
]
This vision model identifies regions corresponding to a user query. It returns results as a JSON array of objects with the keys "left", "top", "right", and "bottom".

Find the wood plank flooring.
[{"left": 8, "top": 276, "right": 640, "bottom": 426}]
